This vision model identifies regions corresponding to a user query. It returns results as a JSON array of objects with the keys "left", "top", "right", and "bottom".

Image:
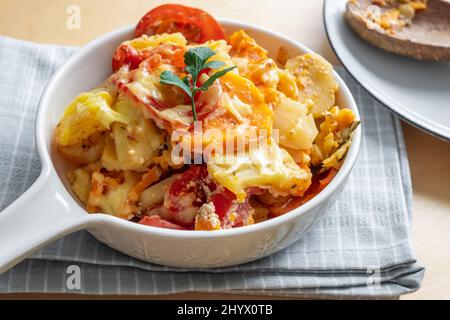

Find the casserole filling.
[{"left": 56, "top": 4, "right": 359, "bottom": 231}]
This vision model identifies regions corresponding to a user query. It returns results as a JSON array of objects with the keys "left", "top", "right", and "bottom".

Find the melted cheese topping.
[
  {"left": 127, "top": 32, "right": 187, "bottom": 51},
  {"left": 88, "top": 171, "right": 142, "bottom": 220},
  {"left": 207, "top": 138, "right": 311, "bottom": 202},
  {"left": 56, "top": 29, "right": 357, "bottom": 227},
  {"left": 101, "top": 96, "right": 165, "bottom": 171}
]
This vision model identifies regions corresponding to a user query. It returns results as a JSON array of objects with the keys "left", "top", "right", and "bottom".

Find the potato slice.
[
  {"left": 273, "top": 95, "right": 319, "bottom": 150},
  {"left": 55, "top": 89, "right": 128, "bottom": 164},
  {"left": 67, "top": 166, "right": 94, "bottom": 204},
  {"left": 87, "top": 170, "right": 142, "bottom": 220},
  {"left": 55, "top": 90, "right": 127, "bottom": 147},
  {"left": 285, "top": 53, "right": 338, "bottom": 117},
  {"left": 101, "top": 96, "right": 165, "bottom": 172}
]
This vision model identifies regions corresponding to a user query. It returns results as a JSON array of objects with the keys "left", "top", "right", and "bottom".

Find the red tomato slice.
[
  {"left": 112, "top": 44, "right": 144, "bottom": 73},
  {"left": 211, "top": 189, "right": 262, "bottom": 228},
  {"left": 167, "top": 165, "right": 211, "bottom": 197},
  {"left": 135, "top": 4, "right": 226, "bottom": 43},
  {"left": 164, "top": 165, "right": 214, "bottom": 226},
  {"left": 210, "top": 189, "right": 236, "bottom": 218},
  {"left": 138, "top": 215, "right": 186, "bottom": 230},
  {"left": 112, "top": 42, "right": 185, "bottom": 73},
  {"left": 162, "top": 165, "right": 258, "bottom": 229},
  {"left": 230, "top": 201, "right": 255, "bottom": 227},
  {"left": 164, "top": 165, "right": 240, "bottom": 227}
]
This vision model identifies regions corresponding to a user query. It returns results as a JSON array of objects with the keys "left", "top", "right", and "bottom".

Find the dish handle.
[{"left": 0, "top": 172, "right": 91, "bottom": 274}]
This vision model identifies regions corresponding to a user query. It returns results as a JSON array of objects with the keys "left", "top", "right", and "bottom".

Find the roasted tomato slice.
[
  {"left": 112, "top": 44, "right": 143, "bottom": 73},
  {"left": 163, "top": 165, "right": 258, "bottom": 229},
  {"left": 112, "top": 42, "right": 185, "bottom": 73},
  {"left": 135, "top": 4, "right": 226, "bottom": 43},
  {"left": 210, "top": 187, "right": 261, "bottom": 228},
  {"left": 164, "top": 165, "right": 215, "bottom": 226},
  {"left": 210, "top": 189, "right": 235, "bottom": 218},
  {"left": 139, "top": 215, "right": 186, "bottom": 230}
]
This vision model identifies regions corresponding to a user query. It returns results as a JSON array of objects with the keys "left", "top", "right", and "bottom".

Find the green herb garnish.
[{"left": 160, "top": 47, "right": 236, "bottom": 122}]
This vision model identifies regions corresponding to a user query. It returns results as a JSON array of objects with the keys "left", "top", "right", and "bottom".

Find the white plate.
[{"left": 324, "top": 0, "right": 450, "bottom": 141}]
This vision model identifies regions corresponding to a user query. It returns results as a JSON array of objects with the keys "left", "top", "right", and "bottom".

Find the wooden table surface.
[{"left": 0, "top": 0, "right": 449, "bottom": 300}]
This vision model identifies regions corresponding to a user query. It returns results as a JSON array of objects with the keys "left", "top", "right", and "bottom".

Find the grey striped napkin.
[{"left": 0, "top": 36, "right": 424, "bottom": 297}]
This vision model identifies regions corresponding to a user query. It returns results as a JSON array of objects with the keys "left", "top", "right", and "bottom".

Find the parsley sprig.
[{"left": 160, "top": 47, "right": 236, "bottom": 122}]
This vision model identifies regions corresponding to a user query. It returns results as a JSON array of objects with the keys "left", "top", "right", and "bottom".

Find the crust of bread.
[{"left": 344, "top": 0, "right": 450, "bottom": 61}]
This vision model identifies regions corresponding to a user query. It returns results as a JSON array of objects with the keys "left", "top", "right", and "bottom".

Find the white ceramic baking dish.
[{"left": 0, "top": 19, "right": 361, "bottom": 274}]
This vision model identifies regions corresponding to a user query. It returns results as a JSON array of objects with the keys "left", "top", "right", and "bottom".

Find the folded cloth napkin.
[{"left": 0, "top": 36, "right": 424, "bottom": 298}]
